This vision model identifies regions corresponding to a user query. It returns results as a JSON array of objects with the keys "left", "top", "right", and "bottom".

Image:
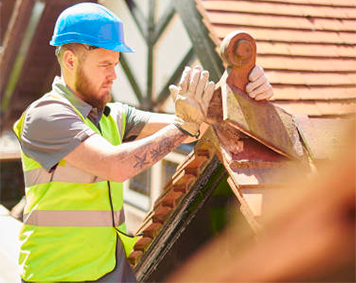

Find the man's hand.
[
  {"left": 246, "top": 65, "right": 274, "bottom": 101},
  {"left": 169, "top": 66, "right": 215, "bottom": 137}
]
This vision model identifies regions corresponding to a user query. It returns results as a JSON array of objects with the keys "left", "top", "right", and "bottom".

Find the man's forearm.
[
  {"left": 136, "top": 113, "right": 208, "bottom": 143},
  {"left": 110, "top": 124, "right": 186, "bottom": 181},
  {"left": 65, "top": 122, "right": 187, "bottom": 182}
]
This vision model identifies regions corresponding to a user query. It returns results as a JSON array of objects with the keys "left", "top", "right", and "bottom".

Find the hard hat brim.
[{"left": 50, "top": 33, "right": 134, "bottom": 53}]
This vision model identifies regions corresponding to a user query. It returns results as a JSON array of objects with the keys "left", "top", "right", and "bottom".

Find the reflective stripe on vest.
[
  {"left": 23, "top": 209, "right": 125, "bottom": 227},
  {"left": 24, "top": 164, "right": 106, "bottom": 186}
]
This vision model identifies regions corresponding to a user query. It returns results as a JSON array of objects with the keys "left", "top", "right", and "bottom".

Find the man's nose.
[{"left": 107, "top": 66, "right": 117, "bottom": 81}]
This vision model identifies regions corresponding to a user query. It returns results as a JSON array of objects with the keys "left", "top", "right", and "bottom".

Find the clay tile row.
[{"left": 128, "top": 145, "right": 216, "bottom": 268}]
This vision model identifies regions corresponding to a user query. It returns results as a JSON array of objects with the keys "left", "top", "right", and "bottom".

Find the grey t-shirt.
[{"left": 19, "top": 76, "right": 151, "bottom": 172}]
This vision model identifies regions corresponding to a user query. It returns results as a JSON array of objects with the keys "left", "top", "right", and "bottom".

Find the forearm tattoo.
[
  {"left": 130, "top": 127, "right": 185, "bottom": 170},
  {"left": 150, "top": 137, "right": 174, "bottom": 163},
  {"left": 133, "top": 153, "right": 149, "bottom": 168}
]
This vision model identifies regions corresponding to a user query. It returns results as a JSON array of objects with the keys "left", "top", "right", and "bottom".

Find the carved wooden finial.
[{"left": 220, "top": 31, "right": 256, "bottom": 92}]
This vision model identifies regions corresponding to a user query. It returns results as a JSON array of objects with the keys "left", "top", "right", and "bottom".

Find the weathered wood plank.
[
  {"left": 156, "top": 47, "right": 195, "bottom": 106},
  {"left": 0, "top": 0, "right": 35, "bottom": 101},
  {"left": 174, "top": 0, "right": 224, "bottom": 82},
  {"left": 0, "top": 0, "right": 16, "bottom": 44},
  {"left": 124, "top": 0, "right": 148, "bottom": 41},
  {"left": 3, "top": 0, "right": 92, "bottom": 131}
]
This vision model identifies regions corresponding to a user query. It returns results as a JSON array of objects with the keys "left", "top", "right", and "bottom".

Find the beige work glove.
[
  {"left": 169, "top": 66, "right": 215, "bottom": 138},
  {"left": 246, "top": 65, "right": 274, "bottom": 101}
]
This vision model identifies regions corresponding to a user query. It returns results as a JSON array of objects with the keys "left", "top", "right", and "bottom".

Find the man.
[{"left": 14, "top": 3, "right": 273, "bottom": 283}]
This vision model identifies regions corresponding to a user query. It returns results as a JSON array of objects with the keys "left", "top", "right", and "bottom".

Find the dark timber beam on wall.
[
  {"left": 146, "top": 0, "right": 155, "bottom": 109},
  {"left": 120, "top": 53, "right": 144, "bottom": 105},
  {"left": 156, "top": 47, "right": 195, "bottom": 107},
  {"left": 124, "top": 0, "right": 148, "bottom": 41},
  {"left": 0, "top": 0, "right": 16, "bottom": 44},
  {"left": 2, "top": 0, "right": 97, "bottom": 132},
  {"left": 174, "top": 0, "right": 224, "bottom": 83},
  {"left": 152, "top": 2, "right": 175, "bottom": 45},
  {"left": 0, "top": 0, "right": 35, "bottom": 102}
]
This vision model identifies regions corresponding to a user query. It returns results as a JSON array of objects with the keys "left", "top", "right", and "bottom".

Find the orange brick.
[
  {"left": 142, "top": 220, "right": 163, "bottom": 238},
  {"left": 128, "top": 250, "right": 143, "bottom": 266},
  {"left": 161, "top": 190, "right": 184, "bottom": 208},
  {"left": 184, "top": 167, "right": 199, "bottom": 177},
  {"left": 186, "top": 155, "right": 208, "bottom": 170},
  {"left": 172, "top": 174, "right": 196, "bottom": 193},
  {"left": 196, "top": 149, "right": 210, "bottom": 158},
  {"left": 172, "top": 184, "right": 187, "bottom": 193},
  {"left": 152, "top": 204, "right": 172, "bottom": 223},
  {"left": 134, "top": 236, "right": 152, "bottom": 252}
]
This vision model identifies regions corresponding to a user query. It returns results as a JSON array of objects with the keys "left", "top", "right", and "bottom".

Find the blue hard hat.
[{"left": 50, "top": 2, "right": 134, "bottom": 52}]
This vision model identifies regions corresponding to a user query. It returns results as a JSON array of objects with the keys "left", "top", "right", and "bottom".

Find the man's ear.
[{"left": 63, "top": 49, "right": 77, "bottom": 72}]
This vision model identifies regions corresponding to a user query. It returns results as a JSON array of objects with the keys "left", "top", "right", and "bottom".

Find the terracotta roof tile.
[
  {"left": 276, "top": 101, "right": 322, "bottom": 116},
  {"left": 152, "top": 204, "right": 173, "bottom": 224},
  {"left": 230, "top": 167, "right": 298, "bottom": 188},
  {"left": 265, "top": 71, "right": 355, "bottom": 86},
  {"left": 214, "top": 26, "right": 353, "bottom": 44},
  {"left": 226, "top": 139, "right": 306, "bottom": 187},
  {"left": 229, "top": 138, "right": 286, "bottom": 163},
  {"left": 157, "top": 189, "right": 184, "bottom": 209},
  {"left": 128, "top": 250, "right": 143, "bottom": 266},
  {"left": 134, "top": 236, "right": 153, "bottom": 252},
  {"left": 172, "top": 174, "right": 196, "bottom": 193},
  {"left": 257, "top": 57, "right": 356, "bottom": 72},
  {"left": 207, "top": 12, "right": 356, "bottom": 32},
  {"left": 198, "top": 0, "right": 356, "bottom": 117},
  {"left": 255, "top": 42, "right": 355, "bottom": 58},
  {"left": 276, "top": 100, "right": 356, "bottom": 116},
  {"left": 271, "top": 86, "right": 356, "bottom": 100},
  {"left": 140, "top": 220, "right": 163, "bottom": 239},
  {"left": 315, "top": 100, "right": 356, "bottom": 115},
  {"left": 257, "top": 0, "right": 356, "bottom": 7},
  {"left": 129, "top": 141, "right": 218, "bottom": 268},
  {"left": 202, "top": 1, "right": 355, "bottom": 18},
  {"left": 343, "top": 19, "right": 356, "bottom": 30}
]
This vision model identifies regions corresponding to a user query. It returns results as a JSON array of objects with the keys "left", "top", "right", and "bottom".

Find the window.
[
  {"left": 162, "top": 160, "right": 178, "bottom": 186},
  {"left": 124, "top": 168, "right": 151, "bottom": 211},
  {"left": 129, "top": 168, "right": 151, "bottom": 196}
]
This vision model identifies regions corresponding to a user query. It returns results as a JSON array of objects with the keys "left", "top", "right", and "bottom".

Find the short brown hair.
[{"left": 55, "top": 43, "right": 98, "bottom": 67}]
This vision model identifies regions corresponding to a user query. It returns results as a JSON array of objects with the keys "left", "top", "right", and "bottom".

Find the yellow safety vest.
[{"left": 13, "top": 93, "right": 138, "bottom": 282}]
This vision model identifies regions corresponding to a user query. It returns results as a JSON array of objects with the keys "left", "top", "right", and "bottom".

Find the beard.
[{"left": 74, "top": 65, "right": 112, "bottom": 111}]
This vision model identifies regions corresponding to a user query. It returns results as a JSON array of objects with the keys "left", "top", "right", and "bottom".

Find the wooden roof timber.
[
  {"left": 0, "top": 0, "right": 97, "bottom": 132},
  {"left": 0, "top": 0, "right": 35, "bottom": 103},
  {"left": 128, "top": 30, "right": 352, "bottom": 278},
  {"left": 173, "top": 0, "right": 224, "bottom": 83},
  {"left": 0, "top": 0, "right": 16, "bottom": 45},
  {"left": 128, "top": 31, "right": 317, "bottom": 276}
]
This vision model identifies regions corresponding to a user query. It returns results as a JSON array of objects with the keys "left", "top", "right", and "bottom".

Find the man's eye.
[{"left": 99, "top": 63, "right": 118, "bottom": 68}]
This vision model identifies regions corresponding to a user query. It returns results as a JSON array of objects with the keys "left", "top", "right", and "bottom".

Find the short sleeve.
[
  {"left": 20, "top": 98, "right": 96, "bottom": 172},
  {"left": 108, "top": 102, "right": 151, "bottom": 142}
]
